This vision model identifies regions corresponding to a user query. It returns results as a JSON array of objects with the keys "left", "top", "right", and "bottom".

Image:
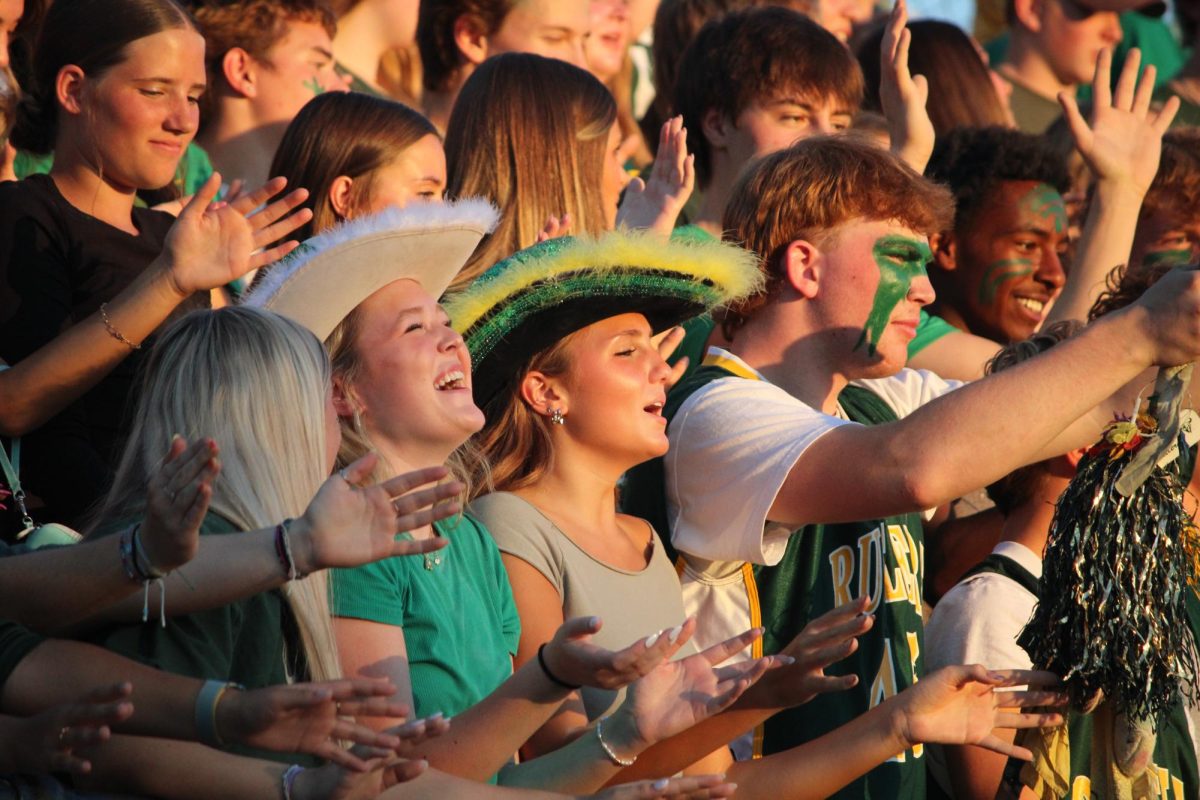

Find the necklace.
[{"left": 423, "top": 551, "right": 442, "bottom": 570}]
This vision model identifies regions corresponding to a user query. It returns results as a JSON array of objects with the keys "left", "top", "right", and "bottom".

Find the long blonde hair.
[
  {"left": 444, "top": 52, "right": 616, "bottom": 289},
  {"left": 93, "top": 307, "right": 342, "bottom": 682}
]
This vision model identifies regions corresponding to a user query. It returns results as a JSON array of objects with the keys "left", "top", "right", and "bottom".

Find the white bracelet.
[{"left": 595, "top": 716, "right": 637, "bottom": 767}]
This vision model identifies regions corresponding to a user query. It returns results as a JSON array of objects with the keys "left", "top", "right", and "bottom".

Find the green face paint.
[
  {"left": 1142, "top": 249, "right": 1194, "bottom": 268},
  {"left": 855, "top": 235, "right": 933, "bottom": 357},
  {"left": 304, "top": 77, "right": 325, "bottom": 96},
  {"left": 978, "top": 257, "right": 1036, "bottom": 306},
  {"left": 1022, "top": 182, "right": 1067, "bottom": 236}
]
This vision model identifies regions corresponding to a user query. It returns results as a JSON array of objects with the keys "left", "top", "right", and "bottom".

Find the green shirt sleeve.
[
  {"left": 907, "top": 309, "right": 957, "bottom": 358},
  {"left": 329, "top": 544, "right": 406, "bottom": 626}
]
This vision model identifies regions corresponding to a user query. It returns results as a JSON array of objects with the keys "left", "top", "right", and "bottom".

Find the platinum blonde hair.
[{"left": 94, "top": 307, "right": 342, "bottom": 683}]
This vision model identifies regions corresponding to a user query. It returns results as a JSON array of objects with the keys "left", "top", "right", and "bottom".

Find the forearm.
[
  {"left": 1046, "top": 183, "right": 1144, "bottom": 326},
  {"left": 74, "top": 527, "right": 285, "bottom": 629},
  {"left": 0, "top": 256, "right": 186, "bottom": 437},
  {"left": 888, "top": 309, "right": 1148, "bottom": 508},
  {"left": 498, "top": 720, "right": 632, "bottom": 793},
  {"left": 77, "top": 735, "right": 283, "bottom": 800},
  {"left": 723, "top": 702, "right": 909, "bottom": 800},
  {"left": 2, "top": 640, "right": 200, "bottom": 740},
  {"left": 421, "top": 661, "right": 571, "bottom": 781},
  {"left": 608, "top": 707, "right": 756, "bottom": 782},
  {"left": 0, "top": 538, "right": 140, "bottom": 631}
]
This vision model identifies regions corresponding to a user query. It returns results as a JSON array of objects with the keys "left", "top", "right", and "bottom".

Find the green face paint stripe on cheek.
[
  {"left": 1141, "top": 249, "right": 1194, "bottom": 268},
  {"left": 855, "top": 235, "right": 932, "bottom": 357},
  {"left": 1022, "top": 183, "right": 1068, "bottom": 236},
  {"left": 304, "top": 77, "right": 325, "bottom": 96},
  {"left": 977, "top": 257, "right": 1035, "bottom": 306}
]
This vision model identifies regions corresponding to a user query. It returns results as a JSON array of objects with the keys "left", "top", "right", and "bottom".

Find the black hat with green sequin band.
[{"left": 445, "top": 230, "right": 763, "bottom": 414}]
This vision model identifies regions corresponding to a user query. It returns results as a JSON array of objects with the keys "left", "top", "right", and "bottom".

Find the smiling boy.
[
  {"left": 626, "top": 134, "right": 1200, "bottom": 798},
  {"left": 925, "top": 127, "right": 1072, "bottom": 344}
]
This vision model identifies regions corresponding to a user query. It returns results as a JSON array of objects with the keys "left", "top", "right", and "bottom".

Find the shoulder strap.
[
  {"left": 962, "top": 553, "right": 1041, "bottom": 597},
  {"left": 838, "top": 384, "right": 899, "bottom": 425}
]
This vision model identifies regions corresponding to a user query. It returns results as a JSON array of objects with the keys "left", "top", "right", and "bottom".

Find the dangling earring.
[{"left": 549, "top": 408, "right": 566, "bottom": 426}]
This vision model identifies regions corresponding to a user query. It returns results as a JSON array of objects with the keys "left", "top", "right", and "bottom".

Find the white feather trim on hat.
[{"left": 241, "top": 198, "right": 498, "bottom": 341}]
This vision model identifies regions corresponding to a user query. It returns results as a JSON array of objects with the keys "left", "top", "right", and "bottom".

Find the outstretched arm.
[{"left": 770, "top": 268, "right": 1200, "bottom": 526}]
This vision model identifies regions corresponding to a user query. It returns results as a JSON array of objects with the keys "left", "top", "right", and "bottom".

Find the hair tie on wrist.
[{"left": 537, "top": 643, "right": 581, "bottom": 690}]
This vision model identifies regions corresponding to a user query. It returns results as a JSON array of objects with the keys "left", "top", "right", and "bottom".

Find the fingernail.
[
  {"left": 777, "top": 655, "right": 796, "bottom": 665},
  {"left": 652, "top": 778, "right": 669, "bottom": 790},
  {"left": 644, "top": 632, "right": 661, "bottom": 648},
  {"left": 990, "top": 672, "right": 1006, "bottom": 681},
  {"left": 589, "top": 616, "right": 601, "bottom": 628},
  {"left": 426, "top": 711, "right": 443, "bottom": 720},
  {"left": 668, "top": 624, "right": 683, "bottom": 643}
]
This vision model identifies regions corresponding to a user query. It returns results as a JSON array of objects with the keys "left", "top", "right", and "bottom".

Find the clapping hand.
[
  {"left": 138, "top": 436, "right": 218, "bottom": 574},
  {"left": 616, "top": 117, "right": 695, "bottom": 237},
  {"left": 288, "top": 454, "right": 462, "bottom": 575},
  {"left": 889, "top": 665, "right": 1066, "bottom": 758},
  {"left": 607, "top": 627, "right": 788, "bottom": 753},
  {"left": 218, "top": 679, "right": 431, "bottom": 771},
  {"left": 739, "top": 595, "right": 874, "bottom": 710},
  {"left": 1061, "top": 48, "right": 1180, "bottom": 196},
  {"left": 540, "top": 616, "right": 699, "bottom": 692},
  {"left": 879, "top": 0, "right": 934, "bottom": 173},
  {"left": 160, "top": 173, "right": 313, "bottom": 298}
]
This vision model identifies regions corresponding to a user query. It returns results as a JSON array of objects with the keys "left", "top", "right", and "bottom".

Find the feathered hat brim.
[{"left": 243, "top": 199, "right": 499, "bottom": 340}]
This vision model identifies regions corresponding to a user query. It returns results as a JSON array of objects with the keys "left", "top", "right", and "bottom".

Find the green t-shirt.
[
  {"left": 329, "top": 514, "right": 520, "bottom": 721},
  {"left": 90, "top": 513, "right": 290, "bottom": 689}
]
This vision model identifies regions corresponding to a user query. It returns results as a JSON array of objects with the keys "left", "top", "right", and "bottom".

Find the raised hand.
[
  {"left": 138, "top": 435, "right": 218, "bottom": 574},
  {"left": 1060, "top": 48, "right": 1180, "bottom": 195},
  {"left": 289, "top": 716, "right": 451, "bottom": 800},
  {"left": 540, "top": 616, "right": 699, "bottom": 691},
  {"left": 740, "top": 595, "right": 873, "bottom": 710},
  {"left": 289, "top": 454, "right": 462, "bottom": 575},
  {"left": 651, "top": 325, "right": 688, "bottom": 387},
  {"left": 219, "top": 679, "right": 419, "bottom": 770},
  {"left": 537, "top": 213, "right": 573, "bottom": 243},
  {"left": 615, "top": 116, "right": 696, "bottom": 236},
  {"left": 6, "top": 682, "right": 134, "bottom": 775},
  {"left": 587, "top": 774, "right": 738, "bottom": 799},
  {"left": 879, "top": 0, "right": 934, "bottom": 173},
  {"left": 160, "top": 173, "right": 313, "bottom": 297},
  {"left": 607, "top": 628, "right": 789, "bottom": 752},
  {"left": 889, "top": 665, "right": 1066, "bottom": 758}
]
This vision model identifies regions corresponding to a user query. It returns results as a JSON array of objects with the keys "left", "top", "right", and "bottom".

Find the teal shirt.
[{"left": 330, "top": 514, "right": 520, "bottom": 720}]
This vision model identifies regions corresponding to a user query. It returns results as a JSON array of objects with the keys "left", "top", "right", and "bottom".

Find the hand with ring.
[
  {"left": 139, "top": 435, "right": 220, "bottom": 575},
  {"left": 284, "top": 452, "right": 463, "bottom": 574},
  {"left": 2, "top": 683, "right": 134, "bottom": 775}
]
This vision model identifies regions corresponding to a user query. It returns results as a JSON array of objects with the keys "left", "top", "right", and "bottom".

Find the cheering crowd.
[{"left": 0, "top": 0, "right": 1198, "bottom": 797}]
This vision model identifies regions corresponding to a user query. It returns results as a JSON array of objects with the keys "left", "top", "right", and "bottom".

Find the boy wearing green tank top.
[{"left": 621, "top": 134, "right": 1200, "bottom": 799}]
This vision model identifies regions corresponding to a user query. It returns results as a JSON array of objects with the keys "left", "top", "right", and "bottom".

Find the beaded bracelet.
[
  {"left": 595, "top": 717, "right": 637, "bottom": 767},
  {"left": 100, "top": 303, "right": 141, "bottom": 350}
]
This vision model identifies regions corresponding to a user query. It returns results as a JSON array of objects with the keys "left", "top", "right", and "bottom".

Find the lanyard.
[{"left": 0, "top": 365, "right": 32, "bottom": 529}]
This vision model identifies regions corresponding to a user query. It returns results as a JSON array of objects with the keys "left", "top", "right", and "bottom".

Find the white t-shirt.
[
  {"left": 664, "top": 348, "right": 960, "bottom": 654},
  {"left": 924, "top": 540, "right": 1041, "bottom": 795}
]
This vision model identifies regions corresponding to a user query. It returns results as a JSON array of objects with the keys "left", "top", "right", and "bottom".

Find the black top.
[{"left": 0, "top": 174, "right": 204, "bottom": 529}]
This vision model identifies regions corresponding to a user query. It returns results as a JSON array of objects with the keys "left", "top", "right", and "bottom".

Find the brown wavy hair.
[{"left": 720, "top": 135, "right": 954, "bottom": 334}]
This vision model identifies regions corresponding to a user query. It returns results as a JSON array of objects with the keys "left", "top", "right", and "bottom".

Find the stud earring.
[{"left": 550, "top": 408, "right": 566, "bottom": 426}]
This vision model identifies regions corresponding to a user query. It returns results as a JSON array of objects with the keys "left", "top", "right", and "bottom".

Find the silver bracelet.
[
  {"left": 595, "top": 716, "right": 637, "bottom": 767},
  {"left": 281, "top": 764, "right": 304, "bottom": 800}
]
